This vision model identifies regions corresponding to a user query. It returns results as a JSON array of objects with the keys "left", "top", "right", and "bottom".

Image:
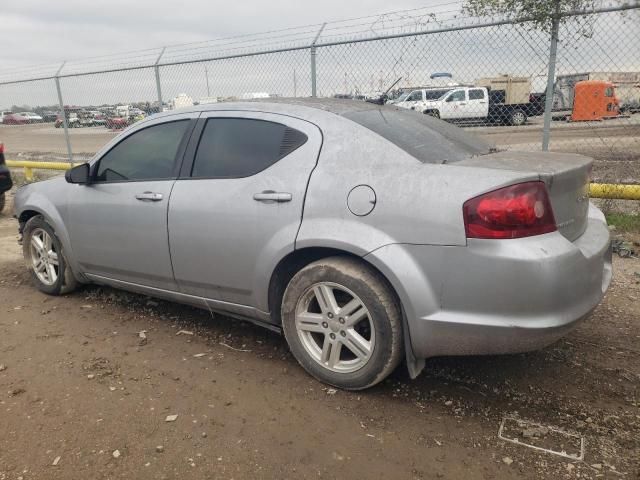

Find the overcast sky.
[
  {"left": 0, "top": 0, "right": 459, "bottom": 68},
  {"left": 1, "top": 1, "right": 636, "bottom": 110}
]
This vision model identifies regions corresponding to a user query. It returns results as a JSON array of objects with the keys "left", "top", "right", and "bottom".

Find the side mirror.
[{"left": 65, "top": 163, "right": 90, "bottom": 185}]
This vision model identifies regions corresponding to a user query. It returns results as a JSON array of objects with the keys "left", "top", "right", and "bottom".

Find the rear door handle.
[
  {"left": 135, "top": 191, "right": 163, "bottom": 202},
  {"left": 253, "top": 191, "right": 292, "bottom": 203}
]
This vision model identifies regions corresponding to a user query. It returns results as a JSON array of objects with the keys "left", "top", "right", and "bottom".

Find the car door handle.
[
  {"left": 253, "top": 191, "right": 292, "bottom": 203},
  {"left": 459, "top": 102, "right": 467, "bottom": 105},
  {"left": 135, "top": 192, "right": 163, "bottom": 202}
]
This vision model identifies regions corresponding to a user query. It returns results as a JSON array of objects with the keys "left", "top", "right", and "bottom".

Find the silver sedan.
[{"left": 13, "top": 99, "right": 612, "bottom": 390}]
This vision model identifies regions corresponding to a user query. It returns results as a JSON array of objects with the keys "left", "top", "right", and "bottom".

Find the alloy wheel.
[
  {"left": 512, "top": 111, "right": 526, "bottom": 125},
  {"left": 29, "top": 228, "right": 59, "bottom": 286},
  {"left": 294, "top": 282, "right": 375, "bottom": 373}
]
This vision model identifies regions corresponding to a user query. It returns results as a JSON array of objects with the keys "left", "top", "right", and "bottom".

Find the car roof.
[
  {"left": 149, "top": 98, "right": 492, "bottom": 164},
  {"left": 160, "top": 98, "right": 385, "bottom": 117}
]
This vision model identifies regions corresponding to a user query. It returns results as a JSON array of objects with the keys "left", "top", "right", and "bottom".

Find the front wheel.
[
  {"left": 23, "top": 215, "right": 78, "bottom": 295},
  {"left": 281, "top": 257, "right": 403, "bottom": 390},
  {"left": 424, "top": 109, "right": 440, "bottom": 119}
]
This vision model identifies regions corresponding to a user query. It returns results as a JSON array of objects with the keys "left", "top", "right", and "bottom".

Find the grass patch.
[{"left": 606, "top": 212, "right": 640, "bottom": 233}]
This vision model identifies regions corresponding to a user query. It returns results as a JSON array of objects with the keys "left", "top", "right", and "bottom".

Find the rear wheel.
[
  {"left": 510, "top": 110, "right": 526, "bottom": 126},
  {"left": 281, "top": 257, "right": 402, "bottom": 390},
  {"left": 23, "top": 215, "right": 77, "bottom": 295},
  {"left": 0, "top": 193, "right": 5, "bottom": 214},
  {"left": 425, "top": 109, "right": 440, "bottom": 119}
]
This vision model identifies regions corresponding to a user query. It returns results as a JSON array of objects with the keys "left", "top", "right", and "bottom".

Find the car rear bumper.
[{"left": 366, "top": 203, "right": 612, "bottom": 359}]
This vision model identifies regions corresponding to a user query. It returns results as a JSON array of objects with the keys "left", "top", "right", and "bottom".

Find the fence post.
[
  {"left": 310, "top": 23, "right": 327, "bottom": 97},
  {"left": 541, "top": 11, "right": 560, "bottom": 151},
  {"left": 154, "top": 47, "right": 166, "bottom": 111},
  {"left": 54, "top": 62, "right": 73, "bottom": 165}
]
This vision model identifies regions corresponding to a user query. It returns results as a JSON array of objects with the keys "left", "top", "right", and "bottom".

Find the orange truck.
[{"left": 571, "top": 80, "right": 620, "bottom": 121}]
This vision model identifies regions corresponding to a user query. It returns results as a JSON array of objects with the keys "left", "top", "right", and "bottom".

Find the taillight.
[
  {"left": 0, "top": 142, "right": 4, "bottom": 154},
  {"left": 463, "top": 181, "right": 556, "bottom": 239}
]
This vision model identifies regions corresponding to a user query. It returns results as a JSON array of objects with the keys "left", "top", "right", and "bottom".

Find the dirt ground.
[{"left": 0, "top": 191, "right": 639, "bottom": 480}]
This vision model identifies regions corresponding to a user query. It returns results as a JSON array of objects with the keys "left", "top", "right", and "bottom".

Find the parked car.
[
  {"left": 87, "top": 111, "right": 107, "bottom": 126},
  {"left": 129, "top": 108, "right": 147, "bottom": 118},
  {"left": 73, "top": 110, "right": 106, "bottom": 128},
  {"left": 41, "top": 111, "right": 59, "bottom": 123},
  {"left": 105, "top": 115, "right": 131, "bottom": 129},
  {"left": 0, "top": 143, "right": 13, "bottom": 213},
  {"left": 55, "top": 113, "right": 81, "bottom": 128},
  {"left": 1, "top": 113, "right": 30, "bottom": 125},
  {"left": 13, "top": 100, "right": 612, "bottom": 390},
  {"left": 19, "top": 112, "right": 43, "bottom": 123},
  {"left": 0, "top": 111, "right": 14, "bottom": 124}
]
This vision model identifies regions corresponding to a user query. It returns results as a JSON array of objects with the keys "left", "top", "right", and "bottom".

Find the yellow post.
[{"left": 24, "top": 167, "right": 34, "bottom": 182}]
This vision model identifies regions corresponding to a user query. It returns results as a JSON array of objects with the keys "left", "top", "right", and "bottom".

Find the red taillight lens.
[
  {"left": 463, "top": 182, "right": 557, "bottom": 239},
  {"left": 0, "top": 143, "right": 4, "bottom": 154}
]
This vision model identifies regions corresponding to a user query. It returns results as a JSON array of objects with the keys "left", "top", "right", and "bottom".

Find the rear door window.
[
  {"left": 469, "top": 89, "right": 485, "bottom": 100},
  {"left": 191, "top": 118, "right": 308, "bottom": 178}
]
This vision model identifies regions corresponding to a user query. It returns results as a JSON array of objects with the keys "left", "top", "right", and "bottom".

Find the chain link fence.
[{"left": 0, "top": 2, "right": 638, "bottom": 208}]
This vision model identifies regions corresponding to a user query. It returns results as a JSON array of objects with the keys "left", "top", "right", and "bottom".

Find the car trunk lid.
[{"left": 457, "top": 151, "right": 592, "bottom": 241}]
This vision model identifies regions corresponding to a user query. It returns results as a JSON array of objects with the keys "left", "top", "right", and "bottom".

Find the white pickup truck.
[{"left": 393, "top": 86, "right": 530, "bottom": 126}]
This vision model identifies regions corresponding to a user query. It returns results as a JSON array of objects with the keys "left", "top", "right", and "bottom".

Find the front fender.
[{"left": 15, "top": 188, "right": 86, "bottom": 282}]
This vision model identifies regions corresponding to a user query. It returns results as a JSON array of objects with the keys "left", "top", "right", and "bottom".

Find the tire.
[
  {"left": 424, "top": 109, "right": 440, "bottom": 119},
  {"left": 0, "top": 193, "right": 5, "bottom": 214},
  {"left": 510, "top": 110, "right": 526, "bottom": 126},
  {"left": 22, "top": 215, "right": 78, "bottom": 295},
  {"left": 281, "top": 256, "right": 403, "bottom": 390}
]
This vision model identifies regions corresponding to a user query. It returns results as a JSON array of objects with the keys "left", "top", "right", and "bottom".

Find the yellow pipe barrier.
[
  {"left": 589, "top": 183, "right": 640, "bottom": 201},
  {"left": 6, "top": 159, "right": 640, "bottom": 201},
  {"left": 7, "top": 160, "right": 77, "bottom": 182}
]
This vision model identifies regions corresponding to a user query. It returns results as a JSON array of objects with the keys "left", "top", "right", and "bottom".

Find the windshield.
[{"left": 396, "top": 92, "right": 411, "bottom": 102}]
